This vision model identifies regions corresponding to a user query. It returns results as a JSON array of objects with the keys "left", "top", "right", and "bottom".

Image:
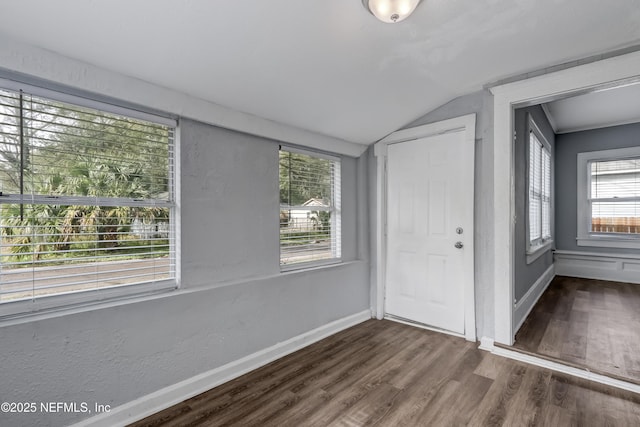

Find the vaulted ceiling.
[{"left": 1, "top": 0, "right": 640, "bottom": 146}]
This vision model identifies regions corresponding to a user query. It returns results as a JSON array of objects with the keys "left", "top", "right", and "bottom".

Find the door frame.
[
  {"left": 490, "top": 50, "right": 640, "bottom": 346},
  {"left": 373, "top": 114, "right": 477, "bottom": 342}
]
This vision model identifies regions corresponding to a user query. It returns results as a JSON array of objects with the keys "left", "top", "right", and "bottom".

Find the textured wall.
[{"left": 0, "top": 119, "right": 370, "bottom": 427}]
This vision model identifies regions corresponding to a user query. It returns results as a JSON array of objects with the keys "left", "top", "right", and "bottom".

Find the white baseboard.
[
  {"left": 72, "top": 310, "right": 372, "bottom": 427},
  {"left": 478, "top": 336, "right": 495, "bottom": 352},
  {"left": 489, "top": 344, "right": 640, "bottom": 395},
  {"left": 513, "top": 264, "right": 555, "bottom": 334},
  {"left": 554, "top": 250, "right": 640, "bottom": 284}
]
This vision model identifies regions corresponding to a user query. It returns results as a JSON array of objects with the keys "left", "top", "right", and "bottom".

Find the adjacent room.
[
  {"left": 513, "top": 86, "right": 640, "bottom": 384},
  {"left": 1, "top": 1, "right": 640, "bottom": 426}
]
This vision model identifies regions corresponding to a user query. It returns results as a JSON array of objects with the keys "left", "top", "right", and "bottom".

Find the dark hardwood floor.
[
  {"left": 130, "top": 319, "right": 640, "bottom": 427},
  {"left": 514, "top": 275, "right": 640, "bottom": 384}
]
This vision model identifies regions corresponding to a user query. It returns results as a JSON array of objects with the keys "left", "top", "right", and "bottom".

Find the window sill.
[
  {"left": 0, "top": 261, "right": 367, "bottom": 328},
  {"left": 280, "top": 258, "right": 343, "bottom": 273},
  {"left": 0, "top": 280, "right": 177, "bottom": 327},
  {"left": 526, "top": 240, "right": 553, "bottom": 264},
  {"left": 577, "top": 236, "right": 640, "bottom": 250}
]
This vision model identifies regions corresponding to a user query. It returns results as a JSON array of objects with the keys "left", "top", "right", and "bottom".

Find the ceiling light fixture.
[{"left": 362, "top": 0, "right": 422, "bottom": 23}]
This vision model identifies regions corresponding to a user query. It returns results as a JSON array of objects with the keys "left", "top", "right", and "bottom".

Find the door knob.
[{"left": 454, "top": 241, "right": 463, "bottom": 249}]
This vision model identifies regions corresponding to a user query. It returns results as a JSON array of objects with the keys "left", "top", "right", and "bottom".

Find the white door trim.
[
  {"left": 373, "top": 114, "right": 477, "bottom": 342},
  {"left": 490, "top": 50, "right": 640, "bottom": 346}
]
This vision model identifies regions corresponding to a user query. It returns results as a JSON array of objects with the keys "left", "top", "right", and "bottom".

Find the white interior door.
[{"left": 385, "top": 130, "right": 473, "bottom": 335}]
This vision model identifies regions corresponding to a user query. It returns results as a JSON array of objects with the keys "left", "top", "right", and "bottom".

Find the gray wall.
[
  {"left": 0, "top": 119, "right": 370, "bottom": 427},
  {"left": 513, "top": 106, "right": 555, "bottom": 302},
  {"left": 555, "top": 122, "right": 640, "bottom": 254},
  {"left": 392, "top": 90, "right": 496, "bottom": 339}
]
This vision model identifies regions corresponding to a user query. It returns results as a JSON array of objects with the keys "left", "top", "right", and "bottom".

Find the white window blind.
[
  {"left": 0, "top": 86, "right": 176, "bottom": 309},
  {"left": 279, "top": 147, "right": 341, "bottom": 267},
  {"left": 528, "top": 130, "right": 551, "bottom": 247},
  {"left": 542, "top": 146, "right": 551, "bottom": 239},
  {"left": 589, "top": 157, "right": 640, "bottom": 235}
]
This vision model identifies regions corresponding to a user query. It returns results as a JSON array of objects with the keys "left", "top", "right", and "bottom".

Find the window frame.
[
  {"left": 577, "top": 145, "right": 640, "bottom": 249},
  {"left": 526, "top": 116, "right": 553, "bottom": 262},
  {"left": 0, "top": 78, "right": 179, "bottom": 320},
  {"left": 278, "top": 145, "right": 342, "bottom": 271}
]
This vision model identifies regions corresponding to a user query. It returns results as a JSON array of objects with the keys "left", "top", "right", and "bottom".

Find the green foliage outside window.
[{"left": 0, "top": 91, "right": 171, "bottom": 266}]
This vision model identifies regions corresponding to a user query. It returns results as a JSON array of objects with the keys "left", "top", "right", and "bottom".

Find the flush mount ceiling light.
[{"left": 362, "top": 0, "right": 422, "bottom": 23}]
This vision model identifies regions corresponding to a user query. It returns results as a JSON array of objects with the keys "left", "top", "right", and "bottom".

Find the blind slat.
[
  {"left": 0, "top": 85, "right": 176, "bottom": 306},
  {"left": 279, "top": 149, "right": 340, "bottom": 266},
  {"left": 590, "top": 158, "right": 640, "bottom": 234},
  {"left": 528, "top": 130, "right": 551, "bottom": 245}
]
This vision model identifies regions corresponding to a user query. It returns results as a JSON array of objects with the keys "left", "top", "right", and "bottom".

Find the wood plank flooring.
[
  {"left": 130, "top": 319, "right": 640, "bottom": 427},
  {"left": 514, "top": 276, "right": 640, "bottom": 384}
]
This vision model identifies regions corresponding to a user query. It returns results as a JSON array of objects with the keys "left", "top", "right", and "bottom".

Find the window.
[
  {"left": 279, "top": 147, "right": 341, "bottom": 268},
  {"left": 577, "top": 146, "right": 640, "bottom": 249},
  {"left": 527, "top": 118, "right": 552, "bottom": 256},
  {"left": 0, "top": 83, "right": 176, "bottom": 317}
]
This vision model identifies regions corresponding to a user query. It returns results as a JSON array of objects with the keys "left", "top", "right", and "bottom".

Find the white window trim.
[
  {"left": 0, "top": 279, "right": 177, "bottom": 320},
  {"left": 0, "top": 81, "right": 180, "bottom": 321},
  {"left": 0, "top": 77, "right": 176, "bottom": 127},
  {"left": 577, "top": 145, "right": 640, "bottom": 249},
  {"left": 279, "top": 145, "right": 342, "bottom": 271},
  {"left": 280, "top": 258, "right": 343, "bottom": 272},
  {"left": 525, "top": 115, "right": 553, "bottom": 263}
]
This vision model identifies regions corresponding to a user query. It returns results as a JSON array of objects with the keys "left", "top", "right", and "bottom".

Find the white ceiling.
[
  {"left": 1, "top": 0, "right": 640, "bottom": 145},
  {"left": 544, "top": 82, "right": 640, "bottom": 134}
]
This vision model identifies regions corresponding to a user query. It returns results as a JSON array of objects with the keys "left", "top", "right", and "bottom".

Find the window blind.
[
  {"left": 590, "top": 158, "right": 640, "bottom": 234},
  {"left": 279, "top": 148, "right": 341, "bottom": 266},
  {"left": 0, "top": 87, "right": 176, "bottom": 305},
  {"left": 528, "top": 130, "right": 551, "bottom": 246},
  {"left": 541, "top": 148, "right": 551, "bottom": 239},
  {"left": 529, "top": 135, "right": 542, "bottom": 242}
]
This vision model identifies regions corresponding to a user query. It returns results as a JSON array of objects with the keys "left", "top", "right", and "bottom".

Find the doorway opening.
[{"left": 491, "top": 50, "right": 640, "bottom": 385}]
